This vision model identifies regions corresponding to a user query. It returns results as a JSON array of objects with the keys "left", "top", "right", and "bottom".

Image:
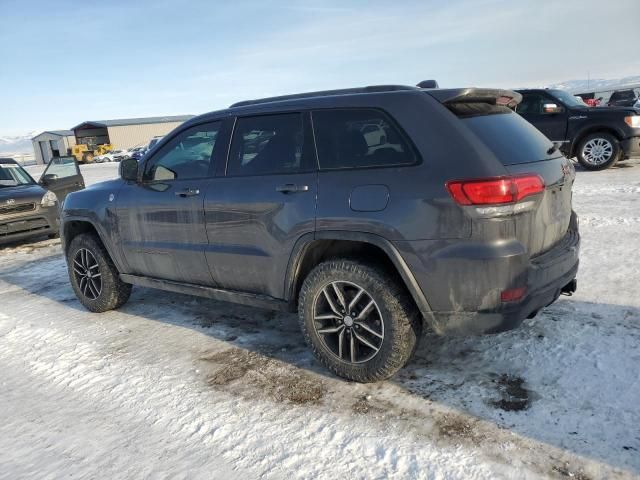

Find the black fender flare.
[
  {"left": 61, "top": 215, "right": 127, "bottom": 273},
  {"left": 284, "top": 230, "right": 433, "bottom": 320}
]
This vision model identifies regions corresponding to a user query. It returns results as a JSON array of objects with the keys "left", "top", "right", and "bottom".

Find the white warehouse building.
[
  {"left": 70, "top": 115, "right": 194, "bottom": 153},
  {"left": 32, "top": 115, "right": 194, "bottom": 164},
  {"left": 32, "top": 130, "right": 77, "bottom": 165}
]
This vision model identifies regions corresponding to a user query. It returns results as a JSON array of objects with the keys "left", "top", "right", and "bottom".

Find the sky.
[{"left": 1, "top": 0, "right": 639, "bottom": 136}]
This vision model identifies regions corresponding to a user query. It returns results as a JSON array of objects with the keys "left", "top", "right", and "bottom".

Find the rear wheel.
[
  {"left": 576, "top": 132, "right": 620, "bottom": 170},
  {"left": 299, "top": 259, "right": 421, "bottom": 382},
  {"left": 67, "top": 233, "right": 131, "bottom": 312}
]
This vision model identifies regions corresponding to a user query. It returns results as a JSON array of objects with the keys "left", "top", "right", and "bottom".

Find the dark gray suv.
[{"left": 61, "top": 84, "right": 580, "bottom": 382}]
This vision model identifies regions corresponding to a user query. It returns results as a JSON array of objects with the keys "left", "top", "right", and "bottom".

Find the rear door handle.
[
  {"left": 175, "top": 188, "right": 200, "bottom": 197},
  {"left": 276, "top": 184, "right": 309, "bottom": 194}
]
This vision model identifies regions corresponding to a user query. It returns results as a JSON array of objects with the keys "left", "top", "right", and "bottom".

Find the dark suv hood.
[{"left": 0, "top": 183, "right": 46, "bottom": 203}]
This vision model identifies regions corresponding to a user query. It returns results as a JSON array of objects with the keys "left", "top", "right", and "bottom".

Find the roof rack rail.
[{"left": 230, "top": 85, "right": 418, "bottom": 108}]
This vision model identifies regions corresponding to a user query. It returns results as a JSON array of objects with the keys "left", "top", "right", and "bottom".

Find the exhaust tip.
[{"left": 561, "top": 279, "right": 577, "bottom": 296}]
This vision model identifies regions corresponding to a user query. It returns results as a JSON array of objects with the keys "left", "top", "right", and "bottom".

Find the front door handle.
[
  {"left": 276, "top": 184, "right": 309, "bottom": 194},
  {"left": 175, "top": 188, "right": 200, "bottom": 197}
]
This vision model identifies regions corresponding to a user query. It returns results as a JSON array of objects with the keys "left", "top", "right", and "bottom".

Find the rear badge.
[
  {"left": 6, "top": 199, "right": 15, "bottom": 205},
  {"left": 108, "top": 194, "right": 115, "bottom": 202}
]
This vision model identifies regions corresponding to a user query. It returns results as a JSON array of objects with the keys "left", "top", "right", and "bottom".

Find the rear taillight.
[
  {"left": 446, "top": 174, "right": 544, "bottom": 206},
  {"left": 501, "top": 286, "right": 527, "bottom": 302}
]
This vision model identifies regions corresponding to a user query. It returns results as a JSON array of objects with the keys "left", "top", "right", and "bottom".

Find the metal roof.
[
  {"left": 32, "top": 130, "right": 74, "bottom": 139},
  {"left": 71, "top": 115, "right": 194, "bottom": 130}
]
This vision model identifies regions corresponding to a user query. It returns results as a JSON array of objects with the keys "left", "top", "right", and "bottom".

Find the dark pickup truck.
[{"left": 516, "top": 88, "right": 640, "bottom": 170}]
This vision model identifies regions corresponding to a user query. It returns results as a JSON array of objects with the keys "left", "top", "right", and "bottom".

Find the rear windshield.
[{"left": 459, "top": 109, "right": 559, "bottom": 165}]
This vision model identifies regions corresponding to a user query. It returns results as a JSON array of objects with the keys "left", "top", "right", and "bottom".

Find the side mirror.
[
  {"left": 40, "top": 173, "right": 58, "bottom": 184},
  {"left": 120, "top": 157, "right": 139, "bottom": 181},
  {"left": 543, "top": 103, "right": 562, "bottom": 114}
]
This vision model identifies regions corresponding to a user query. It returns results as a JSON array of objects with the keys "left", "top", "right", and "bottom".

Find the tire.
[
  {"left": 67, "top": 233, "right": 132, "bottom": 312},
  {"left": 576, "top": 132, "right": 620, "bottom": 171},
  {"left": 298, "top": 259, "right": 422, "bottom": 382},
  {"left": 82, "top": 152, "right": 94, "bottom": 163}
]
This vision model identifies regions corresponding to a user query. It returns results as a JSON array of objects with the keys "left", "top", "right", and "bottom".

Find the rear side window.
[
  {"left": 462, "top": 110, "right": 557, "bottom": 165},
  {"left": 312, "top": 109, "right": 416, "bottom": 169},
  {"left": 227, "top": 113, "right": 307, "bottom": 176}
]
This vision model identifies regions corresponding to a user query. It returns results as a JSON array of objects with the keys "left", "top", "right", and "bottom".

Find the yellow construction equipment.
[{"left": 72, "top": 143, "right": 113, "bottom": 163}]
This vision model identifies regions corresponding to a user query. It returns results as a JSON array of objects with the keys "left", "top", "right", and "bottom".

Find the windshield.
[
  {"left": 549, "top": 89, "right": 586, "bottom": 107},
  {"left": 0, "top": 163, "right": 35, "bottom": 187}
]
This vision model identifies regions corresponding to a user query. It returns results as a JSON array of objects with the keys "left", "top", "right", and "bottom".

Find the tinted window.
[
  {"left": 312, "top": 109, "right": 415, "bottom": 169},
  {"left": 463, "top": 111, "right": 558, "bottom": 165},
  {"left": 227, "top": 113, "right": 306, "bottom": 176},
  {"left": 517, "top": 93, "right": 546, "bottom": 114},
  {"left": 143, "top": 123, "right": 220, "bottom": 181},
  {"left": 610, "top": 90, "right": 635, "bottom": 101}
]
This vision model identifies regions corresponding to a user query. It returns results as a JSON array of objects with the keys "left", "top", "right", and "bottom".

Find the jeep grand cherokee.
[{"left": 61, "top": 83, "right": 579, "bottom": 382}]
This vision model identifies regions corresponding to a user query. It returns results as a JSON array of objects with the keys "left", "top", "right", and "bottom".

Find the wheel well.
[
  {"left": 63, "top": 220, "right": 99, "bottom": 253},
  {"left": 571, "top": 127, "right": 622, "bottom": 157},
  {"left": 291, "top": 239, "right": 412, "bottom": 307}
]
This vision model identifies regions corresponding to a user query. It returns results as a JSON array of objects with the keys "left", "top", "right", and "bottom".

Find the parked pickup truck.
[{"left": 516, "top": 88, "right": 640, "bottom": 170}]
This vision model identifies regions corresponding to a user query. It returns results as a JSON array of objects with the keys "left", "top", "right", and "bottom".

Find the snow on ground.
[{"left": 1, "top": 161, "right": 639, "bottom": 479}]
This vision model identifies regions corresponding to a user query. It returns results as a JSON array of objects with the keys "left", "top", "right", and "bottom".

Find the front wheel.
[
  {"left": 298, "top": 259, "right": 422, "bottom": 382},
  {"left": 67, "top": 233, "right": 132, "bottom": 312},
  {"left": 576, "top": 132, "right": 620, "bottom": 171}
]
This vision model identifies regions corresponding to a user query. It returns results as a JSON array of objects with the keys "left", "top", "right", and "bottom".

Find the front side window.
[
  {"left": 547, "top": 90, "right": 583, "bottom": 108},
  {"left": 312, "top": 109, "right": 415, "bottom": 169},
  {"left": 227, "top": 113, "right": 306, "bottom": 176},
  {"left": 143, "top": 123, "right": 220, "bottom": 182},
  {"left": 42, "top": 156, "right": 78, "bottom": 179}
]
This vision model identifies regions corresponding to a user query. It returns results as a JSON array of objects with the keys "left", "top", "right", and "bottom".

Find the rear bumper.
[
  {"left": 621, "top": 137, "right": 640, "bottom": 158},
  {"left": 428, "top": 229, "right": 580, "bottom": 335},
  {"left": 0, "top": 207, "right": 59, "bottom": 245},
  {"left": 398, "top": 215, "right": 580, "bottom": 336}
]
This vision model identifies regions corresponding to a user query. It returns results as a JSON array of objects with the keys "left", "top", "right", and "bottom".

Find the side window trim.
[
  {"left": 310, "top": 107, "right": 421, "bottom": 171},
  {"left": 222, "top": 116, "right": 238, "bottom": 177},
  {"left": 141, "top": 120, "right": 222, "bottom": 183}
]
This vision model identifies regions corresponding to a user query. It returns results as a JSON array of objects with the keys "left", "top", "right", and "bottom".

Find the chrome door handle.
[
  {"left": 276, "top": 184, "right": 309, "bottom": 194},
  {"left": 175, "top": 188, "right": 200, "bottom": 197}
]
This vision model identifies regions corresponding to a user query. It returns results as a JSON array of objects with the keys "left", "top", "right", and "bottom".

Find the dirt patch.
[
  {"left": 434, "top": 413, "right": 478, "bottom": 440},
  {"left": 351, "top": 395, "right": 385, "bottom": 415},
  {"left": 200, "top": 347, "right": 324, "bottom": 405},
  {"left": 490, "top": 374, "right": 531, "bottom": 411},
  {"left": 552, "top": 463, "right": 593, "bottom": 480}
]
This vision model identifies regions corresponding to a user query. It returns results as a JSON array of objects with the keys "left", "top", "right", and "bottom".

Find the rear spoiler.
[{"left": 424, "top": 88, "right": 522, "bottom": 108}]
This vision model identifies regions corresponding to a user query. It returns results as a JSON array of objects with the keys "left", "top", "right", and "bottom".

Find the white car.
[{"left": 94, "top": 150, "right": 127, "bottom": 163}]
